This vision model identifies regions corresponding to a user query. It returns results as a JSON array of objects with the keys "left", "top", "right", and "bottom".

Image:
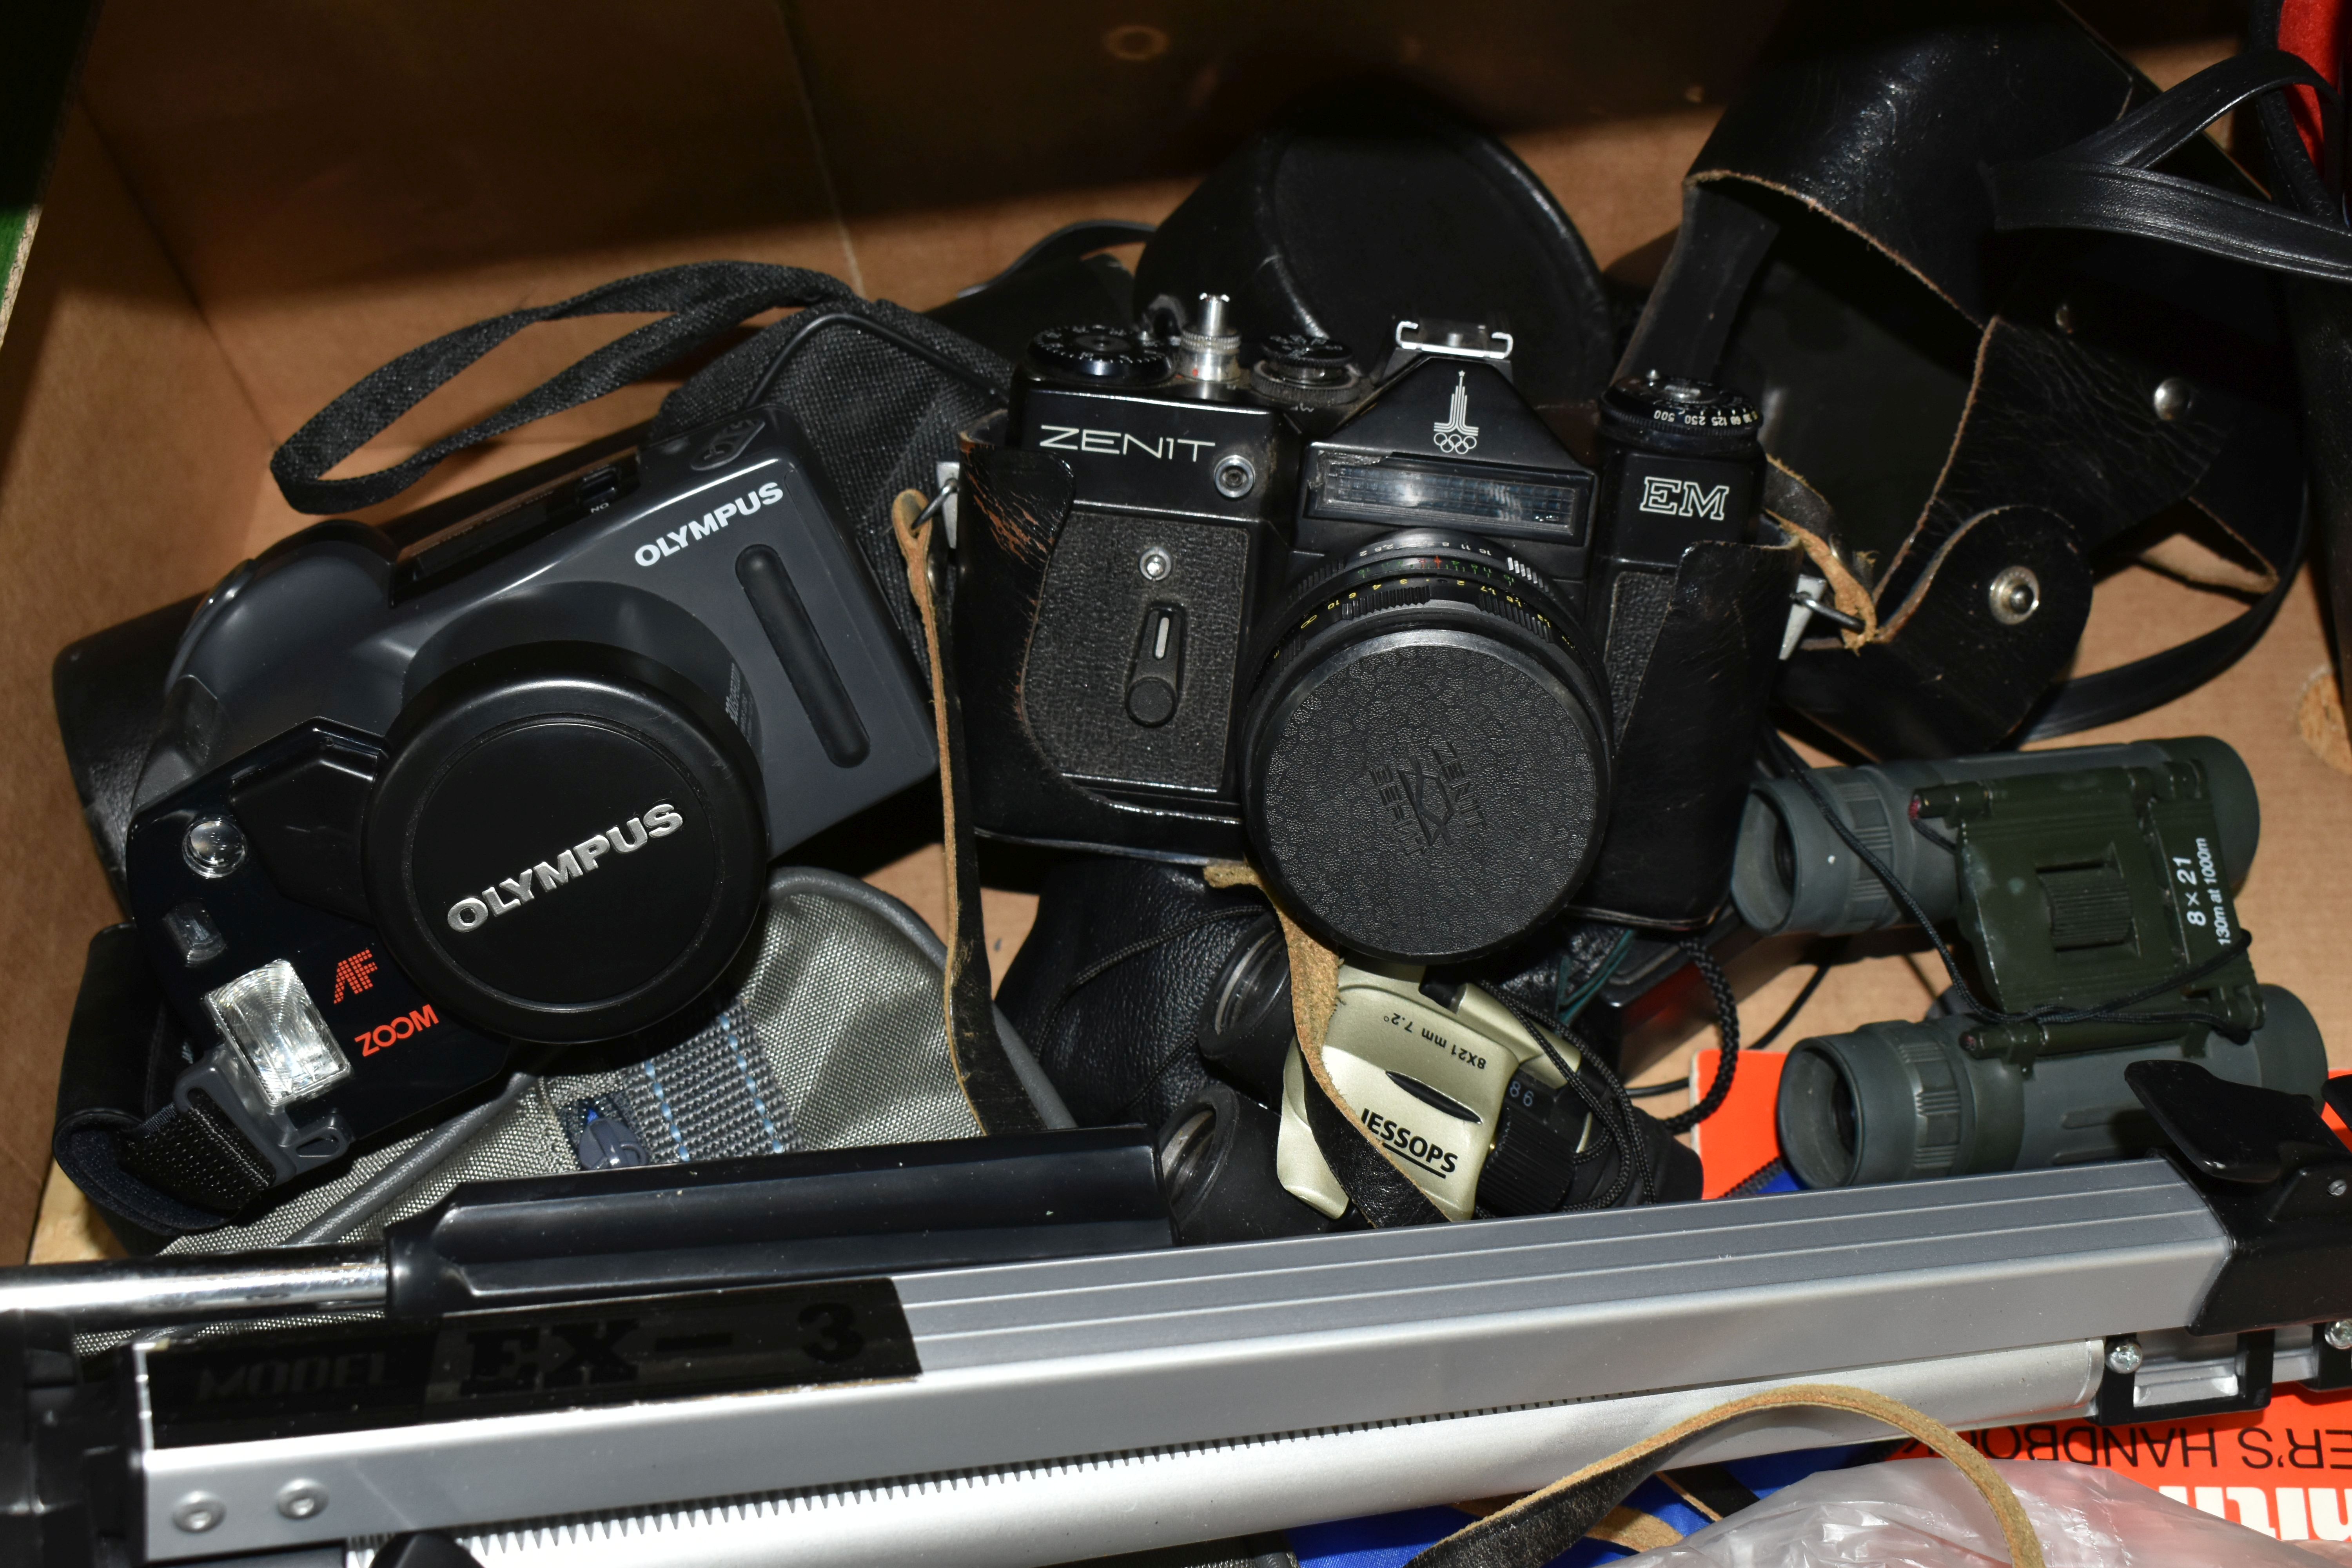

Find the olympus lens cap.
[
  {"left": 364, "top": 650, "right": 765, "bottom": 1043},
  {"left": 1027, "top": 324, "right": 1170, "bottom": 383},
  {"left": 1241, "top": 539, "right": 1611, "bottom": 964}
]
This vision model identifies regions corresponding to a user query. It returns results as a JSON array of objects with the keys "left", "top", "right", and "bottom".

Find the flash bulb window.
[{"left": 201, "top": 960, "right": 351, "bottom": 1108}]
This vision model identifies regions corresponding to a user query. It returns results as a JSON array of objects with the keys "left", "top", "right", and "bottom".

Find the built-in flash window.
[{"left": 201, "top": 960, "right": 351, "bottom": 1108}]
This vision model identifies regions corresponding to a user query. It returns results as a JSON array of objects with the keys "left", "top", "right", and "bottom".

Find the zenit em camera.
[
  {"left": 956, "top": 295, "right": 1795, "bottom": 965},
  {"left": 106, "top": 410, "right": 935, "bottom": 1214}
]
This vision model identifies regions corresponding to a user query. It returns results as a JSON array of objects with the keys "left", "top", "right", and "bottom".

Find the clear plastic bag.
[{"left": 1609, "top": 1457, "right": 2344, "bottom": 1567}]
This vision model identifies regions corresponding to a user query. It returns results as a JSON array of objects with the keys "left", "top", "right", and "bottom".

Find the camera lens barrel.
[
  {"left": 1239, "top": 533, "right": 1613, "bottom": 964},
  {"left": 1732, "top": 737, "right": 2259, "bottom": 937},
  {"left": 1776, "top": 983, "right": 2327, "bottom": 1188}
]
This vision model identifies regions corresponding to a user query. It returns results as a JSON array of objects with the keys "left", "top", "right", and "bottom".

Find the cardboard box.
[{"left": 1, "top": 4, "right": 2338, "bottom": 1274}]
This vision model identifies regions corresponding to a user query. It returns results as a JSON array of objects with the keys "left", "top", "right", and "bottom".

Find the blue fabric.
[
  {"left": 1290, "top": 1506, "right": 1480, "bottom": 1568},
  {"left": 1619, "top": 1477, "right": 1712, "bottom": 1539},
  {"left": 1717, "top": 1442, "right": 1881, "bottom": 1496}
]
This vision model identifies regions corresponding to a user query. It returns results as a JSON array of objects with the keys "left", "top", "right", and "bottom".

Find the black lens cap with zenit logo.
[
  {"left": 363, "top": 646, "right": 766, "bottom": 1043},
  {"left": 1238, "top": 534, "right": 1612, "bottom": 966}
]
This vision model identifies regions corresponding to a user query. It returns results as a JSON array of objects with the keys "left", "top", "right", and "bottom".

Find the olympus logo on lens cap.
[
  {"left": 444, "top": 801, "right": 686, "bottom": 933},
  {"left": 365, "top": 652, "right": 765, "bottom": 1044}
]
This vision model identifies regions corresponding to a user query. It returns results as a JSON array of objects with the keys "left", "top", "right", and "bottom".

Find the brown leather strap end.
[{"left": 895, "top": 489, "right": 1042, "bottom": 1134}]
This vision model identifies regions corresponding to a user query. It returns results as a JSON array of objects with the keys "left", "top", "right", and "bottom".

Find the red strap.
[{"left": 2281, "top": 0, "right": 2346, "bottom": 158}]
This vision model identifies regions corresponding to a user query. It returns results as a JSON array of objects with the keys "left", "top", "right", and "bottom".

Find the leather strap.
[
  {"left": 1405, "top": 1382, "right": 2044, "bottom": 1568},
  {"left": 272, "top": 261, "right": 859, "bottom": 514},
  {"left": 1988, "top": 49, "right": 2335, "bottom": 739},
  {"left": 1637, "top": 22, "right": 2305, "bottom": 753},
  {"left": 2024, "top": 501, "right": 2305, "bottom": 739},
  {"left": 1298, "top": 1062, "right": 1447, "bottom": 1229},
  {"left": 895, "top": 490, "right": 1045, "bottom": 1135},
  {"left": 1579, "top": 1506, "right": 1681, "bottom": 1554},
  {"left": 2249, "top": 0, "right": 2341, "bottom": 218},
  {"left": 1990, "top": 51, "right": 2350, "bottom": 276},
  {"left": 1766, "top": 460, "right": 1877, "bottom": 651}
]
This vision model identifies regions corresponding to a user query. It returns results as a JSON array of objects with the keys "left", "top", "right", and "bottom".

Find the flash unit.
[{"left": 200, "top": 960, "right": 351, "bottom": 1108}]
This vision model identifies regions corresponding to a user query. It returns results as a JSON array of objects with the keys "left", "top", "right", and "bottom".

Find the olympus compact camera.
[
  {"left": 99, "top": 410, "right": 935, "bottom": 1213},
  {"left": 955, "top": 295, "right": 1794, "bottom": 965}
]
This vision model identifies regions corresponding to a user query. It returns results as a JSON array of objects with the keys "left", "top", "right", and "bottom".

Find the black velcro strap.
[
  {"left": 52, "top": 924, "right": 241, "bottom": 1236},
  {"left": 271, "top": 261, "right": 859, "bottom": 515},
  {"left": 53, "top": 1112, "right": 232, "bottom": 1238},
  {"left": 1475, "top": 1102, "right": 1578, "bottom": 1215},
  {"left": 116, "top": 1094, "right": 275, "bottom": 1218}
]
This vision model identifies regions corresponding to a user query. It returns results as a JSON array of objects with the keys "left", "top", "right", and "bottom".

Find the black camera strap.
[
  {"left": 53, "top": 926, "right": 254, "bottom": 1236},
  {"left": 270, "top": 262, "right": 865, "bottom": 514},
  {"left": 272, "top": 256, "right": 1009, "bottom": 681},
  {"left": 1989, "top": 51, "right": 2349, "bottom": 280}
]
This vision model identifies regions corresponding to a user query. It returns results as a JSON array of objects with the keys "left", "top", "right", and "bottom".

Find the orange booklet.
[{"left": 1686, "top": 1047, "right": 1789, "bottom": 1199}]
